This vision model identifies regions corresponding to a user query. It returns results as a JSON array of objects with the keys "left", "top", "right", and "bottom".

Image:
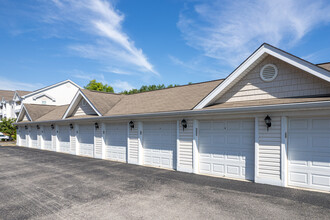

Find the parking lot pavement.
[{"left": 0, "top": 146, "right": 330, "bottom": 220}]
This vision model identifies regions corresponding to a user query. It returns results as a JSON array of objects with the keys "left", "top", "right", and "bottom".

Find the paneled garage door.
[
  {"left": 79, "top": 125, "right": 94, "bottom": 157},
  {"left": 30, "top": 127, "right": 38, "bottom": 148},
  {"left": 105, "top": 123, "right": 127, "bottom": 162},
  {"left": 20, "top": 129, "right": 27, "bottom": 147},
  {"left": 43, "top": 126, "right": 52, "bottom": 150},
  {"left": 58, "top": 125, "right": 70, "bottom": 154},
  {"left": 143, "top": 121, "right": 176, "bottom": 169},
  {"left": 288, "top": 117, "right": 330, "bottom": 191},
  {"left": 198, "top": 119, "right": 255, "bottom": 180}
]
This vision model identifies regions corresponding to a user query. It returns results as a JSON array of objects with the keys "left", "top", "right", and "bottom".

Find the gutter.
[{"left": 14, "top": 100, "right": 330, "bottom": 125}]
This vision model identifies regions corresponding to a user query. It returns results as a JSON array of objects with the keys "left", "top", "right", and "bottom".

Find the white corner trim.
[
  {"left": 32, "top": 93, "right": 56, "bottom": 102},
  {"left": 254, "top": 117, "right": 259, "bottom": 181},
  {"left": 16, "top": 105, "right": 32, "bottom": 123},
  {"left": 194, "top": 44, "right": 330, "bottom": 109},
  {"left": 192, "top": 119, "right": 199, "bottom": 174}
]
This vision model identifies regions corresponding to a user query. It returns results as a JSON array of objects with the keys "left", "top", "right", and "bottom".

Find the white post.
[
  {"left": 176, "top": 120, "right": 180, "bottom": 171},
  {"left": 75, "top": 124, "right": 80, "bottom": 155},
  {"left": 101, "top": 123, "right": 106, "bottom": 159},
  {"left": 192, "top": 119, "right": 199, "bottom": 174},
  {"left": 138, "top": 121, "right": 143, "bottom": 165},
  {"left": 55, "top": 125, "right": 60, "bottom": 152},
  {"left": 254, "top": 117, "right": 259, "bottom": 181},
  {"left": 40, "top": 126, "right": 44, "bottom": 149},
  {"left": 281, "top": 116, "right": 288, "bottom": 187}
]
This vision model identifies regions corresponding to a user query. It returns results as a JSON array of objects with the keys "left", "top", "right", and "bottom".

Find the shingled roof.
[
  {"left": 23, "top": 104, "right": 68, "bottom": 121},
  {"left": 0, "top": 90, "right": 15, "bottom": 101}
]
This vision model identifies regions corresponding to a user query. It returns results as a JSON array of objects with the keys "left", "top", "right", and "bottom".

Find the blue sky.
[{"left": 1, "top": 0, "right": 330, "bottom": 92}]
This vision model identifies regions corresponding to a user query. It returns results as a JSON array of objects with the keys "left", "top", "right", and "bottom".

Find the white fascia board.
[
  {"left": 194, "top": 45, "right": 267, "bottom": 109},
  {"left": 62, "top": 90, "right": 102, "bottom": 119},
  {"left": 194, "top": 44, "right": 330, "bottom": 110},
  {"left": 16, "top": 105, "right": 32, "bottom": 123},
  {"left": 263, "top": 45, "right": 330, "bottom": 82},
  {"left": 14, "top": 100, "right": 330, "bottom": 125},
  {"left": 22, "top": 79, "right": 82, "bottom": 99}
]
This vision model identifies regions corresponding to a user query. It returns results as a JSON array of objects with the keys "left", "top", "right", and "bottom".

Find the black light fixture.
[
  {"left": 51, "top": 124, "right": 55, "bottom": 130},
  {"left": 37, "top": 125, "right": 40, "bottom": 130},
  {"left": 25, "top": 125, "right": 28, "bottom": 129},
  {"left": 181, "top": 119, "right": 187, "bottom": 130},
  {"left": 129, "top": 121, "right": 134, "bottom": 130},
  {"left": 70, "top": 123, "right": 74, "bottom": 129},
  {"left": 95, "top": 122, "right": 99, "bottom": 129},
  {"left": 264, "top": 115, "right": 271, "bottom": 131}
]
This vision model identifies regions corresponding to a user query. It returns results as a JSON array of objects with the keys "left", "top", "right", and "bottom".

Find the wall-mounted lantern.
[
  {"left": 51, "top": 124, "right": 55, "bottom": 130},
  {"left": 264, "top": 115, "right": 271, "bottom": 131},
  {"left": 129, "top": 121, "right": 134, "bottom": 130},
  {"left": 37, "top": 125, "right": 40, "bottom": 130},
  {"left": 181, "top": 119, "right": 187, "bottom": 131},
  {"left": 94, "top": 122, "right": 99, "bottom": 130},
  {"left": 25, "top": 125, "right": 28, "bottom": 130},
  {"left": 70, "top": 124, "right": 74, "bottom": 129}
]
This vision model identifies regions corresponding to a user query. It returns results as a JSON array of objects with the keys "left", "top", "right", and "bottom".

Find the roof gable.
[
  {"left": 62, "top": 90, "right": 102, "bottom": 119},
  {"left": 215, "top": 55, "right": 330, "bottom": 104},
  {"left": 16, "top": 105, "right": 32, "bottom": 122},
  {"left": 194, "top": 43, "right": 330, "bottom": 109}
]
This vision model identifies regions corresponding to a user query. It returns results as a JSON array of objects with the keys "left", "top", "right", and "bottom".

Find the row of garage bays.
[{"left": 16, "top": 115, "right": 330, "bottom": 192}]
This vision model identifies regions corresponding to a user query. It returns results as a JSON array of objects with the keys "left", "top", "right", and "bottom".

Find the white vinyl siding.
[
  {"left": 128, "top": 124, "right": 139, "bottom": 164},
  {"left": 177, "top": 119, "right": 193, "bottom": 172},
  {"left": 288, "top": 117, "right": 330, "bottom": 191},
  {"left": 52, "top": 129, "right": 57, "bottom": 151},
  {"left": 43, "top": 126, "right": 52, "bottom": 150},
  {"left": 70, "top": 128, "right": 76, "bottom": 154},
  {"left": 257, "top": 116, "right": 281, "bottom": 180},
  {"left": 216, "top": 56, "right": 330, "bottom": 103},
  {"left": 94, "top": 125, "right": 102, "bottom": 159},
  {"left": 73, "top": 99, "right": 97, "bottom": 116},
  {"left": 105, "top": 123, "right": 127, "bottom": 162},
  {"left": 143, "top": 121, "right": 177, "bottom": 169},
  {"left": 198, "top": 119, "right": 255, "bottom": 180},
  {"left": 58, "top": 125, "right": 70, "bottom": 153},
  {"left": 78, "top": 125, "right": 94, "bottom": 157}
]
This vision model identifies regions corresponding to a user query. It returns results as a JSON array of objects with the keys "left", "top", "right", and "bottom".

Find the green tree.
[
  {"left": 84, "top": 79, "right": 114, "bottom": 93},
  {"left": 0, "top": 118, "right": 16, "bottom": 140},
  {"left": 121, "top": 83, "right": 180, "bottom": 94}
]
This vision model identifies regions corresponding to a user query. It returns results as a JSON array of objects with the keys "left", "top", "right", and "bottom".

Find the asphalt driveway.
[{"left": 0, "top": 146, "right": 329, "bottom": 220}]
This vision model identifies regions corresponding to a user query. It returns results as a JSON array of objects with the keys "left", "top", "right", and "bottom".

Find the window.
[
  {"left": 260, "top": 64, "right": 278, "bottom": 82},
  {"left": 42, "top": 101, "right": 47, "bottom": 104}
]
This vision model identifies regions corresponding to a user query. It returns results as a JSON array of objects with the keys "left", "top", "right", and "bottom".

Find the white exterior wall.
[
  {"left": 70, "top": 126, "right": 76, "bottom": 154},
  {"left": 94, "top": 124, "right": 102, "bottom": 159},
  {"left": 128, "top": 122, "right": 139, "bottom": 165},
  {"left": 177, "top": 119, "right": 193, "bottom": 173},
  {"left": 23, "top": 81, "right": 79, "bottom": 105},
  {"left": 216, "top": 55, "right": 330, "bottom": 103},
  {"left": 255, "top": 115, "right": 283, "bottom": 186}
]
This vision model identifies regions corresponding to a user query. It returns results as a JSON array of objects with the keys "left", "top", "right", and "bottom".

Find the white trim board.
[{"left": 194, "top": 43, "right": 330, "bottom": 109}]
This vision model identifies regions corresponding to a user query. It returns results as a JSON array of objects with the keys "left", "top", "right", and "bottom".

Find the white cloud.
[
  {"left": 112, "top": 80, "right": 134, "bottom": 92},
  {"left": 0, "top": 77, "right": 43, "bottom": 91},
  {"left": 178, "top": 0, "right": 330, "bottom": 66},
  {"left": 46, "top": 0, "right": 158, "bottom": 75}
]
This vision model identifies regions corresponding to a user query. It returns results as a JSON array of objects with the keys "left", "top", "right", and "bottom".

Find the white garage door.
[
  {"left": 288, "top": 117, "right": 330, "bottom": 191},
  {"left": 198, "top": 119, "right": 255, "bottom": 180},
  {"left": 43, "top": 126, "right": 52, "bottom": 150},
  {"left": 105, "top": 123, "right": 127, "bottom": 162},
  {"left": 20, "top": 128, "right": 27, "bottom": 147},
  {"left": 143, "top": 121, "right": 176, "bottom": 169},
  {"left": 79, "top": 125, "right": 94, "bottom": 157},
  {"left": 58, "top": 125, "right": 70, "bottom": 154},
  {"left": 30, "top": 127, "right": 38, "bottom": 148}
]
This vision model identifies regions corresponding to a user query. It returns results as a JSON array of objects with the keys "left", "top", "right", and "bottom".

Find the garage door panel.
[
  {"left": 59, "top": 126, "right": 70, "bottom": 153},
  {"left": 288, "top": 117, "right": 330, "bottom": 191},
  {"left": 143, "top": 121, "right": 176, "bottom": 169},
  {"left": 30, "top": 127, "right": 38, "bottom": 148},
  {"left": 199, "top": 119, "right": 254, "bottom": 180},
  {"left": 79, "top": 125, "right": 94, "bottom": 157},
  {"left": 43, "top": 127, "right": 52, "bottom": 150},
  {"left": 105, "top": 123, "right": 127, "bottom": 162}
]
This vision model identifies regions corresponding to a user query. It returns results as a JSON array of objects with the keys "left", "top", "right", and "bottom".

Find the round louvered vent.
[{"left": 260, "top": 64, "right": 278, "bottom": 82}]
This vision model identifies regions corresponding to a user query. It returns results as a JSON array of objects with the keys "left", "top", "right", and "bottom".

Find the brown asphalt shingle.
[
  {"left": 0, "top": 90, "right": 15, "bottom": 101},
  {"left": 35, "top": 105, "right": 69, "bottom": 121},
  {"left": 23, "top": 104, "right": 68, "bottom": 121},
  {"left": 317, "top": 63, "right": 330, "bottom": 71}
]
